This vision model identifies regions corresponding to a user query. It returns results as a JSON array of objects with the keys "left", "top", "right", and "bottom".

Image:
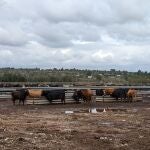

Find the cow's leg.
[
  {"left": 103, "top": 95, "right": 104, "bottom": 103},
  {"left": 129, "top": 97, "right": 132, "bottom": 103},
  {"left": 127, "top": 97, "right": 130, "bottom": 103},
  {"left": 63, "top": 98, "right": 66, "bottom": 104},
  {"left": 131, "top": 96, "right": 133, "bottom": 103},
  {"left": 116, "top": 97, "right": 118, "bottom": 102},
  {"left": 12, "top": 98, "right": 15, "bottom": 105},
  {"left": 47, "top": 96, "right": 52, "bottom": 104},
  {"left": 76, "top": 97, "right": 79, "bottom": 104},
  {"left": 50, "top": 99, "right": 52, "bottom": 104},
  {"left": 83, "top": 96, "right": 86, "bottom": 102},
  {"left": 124, "top": 96, "right": 128, "bottom": 103},
  {"left": 124, "top": 96, "right": 127, "bottom": 103},
  {"left": 61, "top": 99, "right": 63, "bottom": 104},
  {"left": 22, "top": 99, "right": 25, "bottom": 106},
  {"left": 119, "top": 96, "right": 122, "bottom": 102},
  {"left": 123, "top": 95, "right": 126, "bottom": 102},
  {"left": 86, "top": 96, "right": 90, "bottom": 105},
  {"left": 120, "top": 97, "right": 122, "bottom": 103},
  {"left": 19, "top": 99, "right": 21, "bottom": 105},
  {"left": 127, "top": 96, "right": 130, "bottom": 103},
  {"left": 91, "top": 96, "right": 96, "bottom": 109},
  {"left": 61, "top": 96, "right": 65, "bottom": 104},
  {"left": 88, "top": 96, "right": 91, "bottom": 103}
]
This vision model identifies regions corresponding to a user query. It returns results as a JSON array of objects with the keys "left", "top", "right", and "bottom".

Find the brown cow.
[
  {"left": 81, "top": 89, "right": 93, "bottom": 102},
  {"left": 127, "top": 89, "right": 137, "bottom": 102},
  {"left": 104, "top": 88, "right": 115, "bottom": 96},
  {"left": 72, "top": 89, "right": 94, "bottom": 103},
  {"left": 27, "top": 89, "right": 42, "bottom": 98}
]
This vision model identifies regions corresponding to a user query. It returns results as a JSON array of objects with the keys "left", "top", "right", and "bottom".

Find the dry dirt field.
[{"left": 0, "top": 99, "right": 150, "bottom": 150}]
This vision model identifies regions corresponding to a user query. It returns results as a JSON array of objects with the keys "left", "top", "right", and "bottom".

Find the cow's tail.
[{"left": 62, "top": 94, "right": 65, "bottom": 104}]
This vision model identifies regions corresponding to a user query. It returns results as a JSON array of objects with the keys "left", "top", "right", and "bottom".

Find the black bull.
[
  {"left": 42, "top": 89, "right": 65, "bottom": 104},
  {"left": 111, "top": 88, "right": 129, "bottom": 101},
  {"left": 95, "top": 88, "right": 130, "bottom": 102},
  {"left": 11, "top": 89, "right": 28, "bottom": 105},
  {"left": 96, "top": 89, "right": 105, "bottom": 96}
]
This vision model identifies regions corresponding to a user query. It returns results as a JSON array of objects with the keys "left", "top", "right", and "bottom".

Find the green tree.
[{"left": 96, "top": 75, "right": 102, "bottom": 81}]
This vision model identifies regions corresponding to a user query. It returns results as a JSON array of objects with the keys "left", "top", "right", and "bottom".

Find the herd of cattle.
[{"left": 11, "top": 88, "right": 137, "bottom": 105}]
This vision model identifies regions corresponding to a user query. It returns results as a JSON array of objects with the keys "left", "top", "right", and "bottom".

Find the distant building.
[
  {"left": 88, "top": 76, "right": 92, "bottom": 79},
  {"left": 106, "top": 82, "right": 113, "bottom": 86},
  {"left": 63, "top": 84, "right": 69, "bottom": 88},
  {"left": 116, "top": 75, "right": 121, "bottom": 77}
]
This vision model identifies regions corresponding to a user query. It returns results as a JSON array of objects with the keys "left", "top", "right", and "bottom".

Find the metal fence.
[
  {"left": 1, "top": 85, "right": 150, "bottom": 91},
  {"left": 0, "top": 87, "right": 147, "bottom": 104}
]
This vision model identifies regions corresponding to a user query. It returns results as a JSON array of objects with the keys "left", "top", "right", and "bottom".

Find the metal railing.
[
  {"left": 1, "top": 85, "right": 150, "bottom": 91},
  {"left": 0, "top": 87, "right": 148, "bottom": 104}
]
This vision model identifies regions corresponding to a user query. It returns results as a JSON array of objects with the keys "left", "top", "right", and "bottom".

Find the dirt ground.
[{"left": 0, "top": 99, "right": 150, "bottom": 150}]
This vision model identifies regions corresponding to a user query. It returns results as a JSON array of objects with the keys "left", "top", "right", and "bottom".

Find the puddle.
[
  {"left": 89, "top": 108, "right": 97, "bottom": 113},
  {"left": 65, "top": 111, "right": 74, "bottom": 114},
  {"left": 65, "top": 108, "right": 128, "bottom": 114},
  {"left": 132, "top": 108, "right": 138, "bottom": 112},
  {"left": 98, "top": 121, "right": 114, "bottom": 126}
]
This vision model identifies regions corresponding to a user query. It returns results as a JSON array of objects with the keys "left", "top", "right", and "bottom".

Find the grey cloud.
[
  {"left": 37, "top": 0, "right": 150, "bottom": 25},
  {"left": 38, "top": 0, "right": 112, "bottom": 24},
  {"left": 33, "top": 21, "right": 73, "bottom": 48},
  {"left": 0, "top": 0, "right": 5, "bottom": 7},
  {"left": 0, "top": 26, "right": 28, "bottom": 46},
  {"left": 0, "top": 0, "right": 150, "bottom": 71}
]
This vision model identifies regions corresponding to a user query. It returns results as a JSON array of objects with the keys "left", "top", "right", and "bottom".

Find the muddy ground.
[{"left": 0, "top": 99, "right": 150, "bottom": 150}]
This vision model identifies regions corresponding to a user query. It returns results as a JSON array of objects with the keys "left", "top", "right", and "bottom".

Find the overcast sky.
[{"left": 0, "top": 0, "right": 150, "bottom": 71}]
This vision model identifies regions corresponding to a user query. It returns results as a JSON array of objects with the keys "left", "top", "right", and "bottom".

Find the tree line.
[{"left": 0, "top": 68, "right": 150, "bottom": 85}]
